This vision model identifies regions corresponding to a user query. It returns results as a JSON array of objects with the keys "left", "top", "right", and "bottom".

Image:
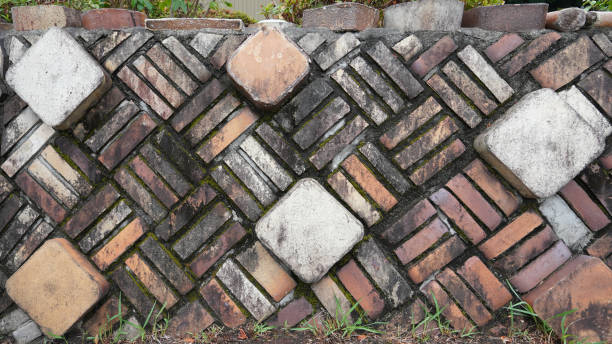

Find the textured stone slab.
[
  {"left": 6, "top": 238, "right": 109, "bottom": 336},
  {"left": 146, "top": 18, "right": 243, "bottom": 30},
  {"left": 6, "top": 28, "right": 110, "bottom": 130},
  {"left": 384, "top": 0, "right": 463, "bottom": 31},
  {"left": 302, "top": 3, "right": 378, "bottom": 31},
  {"left": 82, "top": 9, "right": 145, "bottom": 29},
  {"left": 474, "top": 89, "right": 604, "bottom": 199},
  {"left": 462, "top": 4, "right": 548, "bottom": 31},
  {"left": 227, "top": 27, "right": 309, "bottom": 110},
  {"left": 11, "top": 5, "right": 81, "bottom": 31},
  {"left": 539, "top": 195, "right": 592, "bottom": 251},
  {"left": 256, "top": 178, "right": 364, "bottom": 283}
]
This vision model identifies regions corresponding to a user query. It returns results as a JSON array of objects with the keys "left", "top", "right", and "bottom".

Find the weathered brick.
[
  {"left": 381, "top": 199, "right": 436, "bottom": 244},
  {"left": 200, "top": 279, "right": 246, "bottom": 328},
  {"left": 328, "top": 171, "right": 381, "bottom": 227},
  {"left": 240, "top": 136, "right": 292, "bottom": 191},
  {"left": 0, "top": 196, "right": 22, "bottom": 231},
  {"left": 103, "top": 31, "right": 152, "bottom": 73},
  {"left": 359, "top": 142, "right": 409, "bottom": 194},
  {"left": 394, "top": 217, "right": 448, "bottom": 265},
  {"left": 485, "top": 34, "right": 524, "bottom": 63},
  {"left": 586, "top": 231, "right": 612, "bottom": 259},
  {"left": 114, "top": 168, "right": 166, "bottom": 222},
  {"left": 77, "top": 86, "right": 125, "bottom": 137},
  {"left": 6, "top": 220, "right": 53, "bottom": 271},
  {"left": 310, "top": 116, "right": 369, "bottom": 170},
  {"left": 166, "top": 301, "right": 214, "bottom": 336},
  {"left": 1, "top": 124, "right": 55, "bottom": 178},
  {"left": 146, "top": 44, "right": 197, "bottom": 95},
  {"left": 458, "top": 45, "right": 514, "bottom": 103},
  {"left": 82, "top": 9, "right": 144, "bottom": 30},
  {"left": 256, "top": 123, "right": 307, "bottom": 175},
  {"left": 395, "top": 116, "right": 459, "bottom": 170},
  {"left": 367, "top": 41, "right": 423, "bottom": 99},
  {"left": 436, "top": 268, "right": 492, "bottom": 326},
  {"left": 409, "top": 139, "right": 466, "bottom": 186},
  {"left": 530, "top": 36, "right": 604, "bottom": 90},
  {"left": 422, "top": 280, "right": 472, "bottom": 331},
  {"left": 155, "top": 184, "right": 217, "bottom": 240},
  {"left": 442, "top": 61, "right": 497, "bottom": 115},
  {"left": 275, "top": 78, "right": 333, "bottom": 132},
  {"left": 139, "top": 144, "right": 191, "bottom": 198},
  {"left": 210, "top": 166, "right": 261, "bottom": 221},
  {"left": 15, "top": 172, "right": 65, "bottom": 223},
  {"left": 380, "top": 97, "right": 442, "bottom": 150},
  {"left": 64, "top": 184, "right": 119, "bottom": 238},
  {"left": 2, "top": 107, "right": 38, "bottom": 155},
  {"left": 148, "top": 17, "right": 243, "bottom": 30},
  {"left": 211, "top": 35, "right": 245, "bottom": 69},
  {"left": 591, "top": 33, "right": 612, "bottom": 57},
  {"left": 332, "top": 69, "right": 387, "bottom": 125},
  {"left": 350, "top": 56, "right": 404, "bottom": 113},
  {"left": 237, "top": 242, "right": 296, "bottom": 302},
  {"left": 117, "top": 67, "right": 172, "bottom": 120},
  {"left": 98, "top": 112, "right": 156, "bottom": 170},
  {"left": 186, "top": 94, "right": 240, "bottom": 146},
  {"left": 162, "top": 36, "right": 211, "bottom": 83},
  {"left": 28, "top": 158, "right": 78, "bottom": 208},
  {"left": 510, "top": 240, "right": 571, "bottom": 293},
  {"left": 79, "top": 201, "right": 132, "bottom": 253},
  {"left": 410, "top": 35, "right": 457, "bottom": 78},
  {"left": 407, "top": 235, "right": 466, "bottom": 284},
  {"left": 173, "top": 202, "right": 231, "bottom": 260},
  {"left": 427, "top": 74, "right": 482, "bottom": 128},
  {"left": 578, "top": 69, "right": 611, "bottom": 116},
  {"left": 463, "top": 159, "right": 520, "bottom": 216},
  {"left": 129, "top": 156, "right": 178, "bottom": 208},
  {"left": 446, "top": 174, "right": 502, "bottom": 230},
  {"left": 224, "top": 151, "right": 275, "bottom": 206},
  {"left": 342, "top": 154, "right": 397, "bottom": 212},
  {"left": 0, "top": 205, "right": 38, "bottom": 260},
  {"left": 458, "top": 256, "right": 511, "bottom": 311},
  {"left": 581, "top": 163, "right": 611, "bottom": 215},
  {"left": 297, "top": 32, "right": 325, "bottom": 55},
  {"left": 502, "top": 32, "right": 561, "bottom": 76},
  {"left": 2, "top": 96, "right": 27, "bottom": 126},
  {"left": 86, "top": 101, "right": 139, "bottom": 153},
  {"left": 112, "top": 266, "right": 156, "bottom": 317},
  {"left": 11, "top": 5, "right": 81, "bottom": 31},
  {"left": 293, "top": 97, "right": 350, "bottom": 149},
  {"left": 560, "top": 180, "right": 609, "bottom": 231},
  {"left": 479, "top": 211, "right": 543, "bottom": 259},
  {"left": 495, "top": 225, "right": 558, "bottom": 273},
  {"left": 393, "top": 34, "right": 422, "bottom": 62},
  {"left": 133, "top": 55, "right": 184, "bottom": 108},
  {"left": 140, "top": 237, "right": 193, "bottom": 295},
  {"left": 337, "top": 260, "right": 385, "bottom": 319},
  {"left": 55, "top": 136, "right": 102, "bottom": 184},
  {"left": 267, "top": 297, "right": 313, "bottom": 328},
  {"left": 83, "top": 296, "right": 126, "bottom": 337},
  {"left": 41, "top": 146, "right": 91, "bottom": 196},
  {"left": 189, "top": 33, "right": 223, "bottom": 58},
  {"left": 6, "top": 238, "right": 109, "bottom": 336},
  {"left": 312, "top": 276, "right": 354, "bottom": 322},
  {"left": 0, "top": 175, "right": 13, "bottom": 205},
  {"left": 190, "top": 222, "right": 246, "bottom": 277},
  {"left": 153, "top": 130, "right": 206, "bottom": 184},
  {"left": 197, "top": 107, "right": 258, "bottom": 163},
  {"left": 91, "top": 31, "right": 131, "bottom": 60},
  {"left": 125, "top": 253, "right": 178, "bottom": 308},
  {"left": 539, "top": 195, "right": 592, "bottom": 251},
  {"left": 315, "top": 33, "right": 360, "bottom": 71},
  {"left": 302, "top": 2, "right": 377, "bottom": 30},
  {"left": 93, "top": 217, "right": 146, "bottom": 271}
]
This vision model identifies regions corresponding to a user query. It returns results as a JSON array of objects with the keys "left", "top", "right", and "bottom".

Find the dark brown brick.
[
  {"left": 380, "top": 97, "right": 442, "bottom": 150},
  {"left": 436, "top": 268, "right": 492, "bottom": 326},
  {"left": 586, "top": 231, "right": 612, "bottom": 259},
  {"left": 430, "top": 188, "right": 486, "bottom": 244},
  {"left": 83, "top": 296, "right": 127, "bottom": 337},
  {"left": 502, "top": 32, "right": 561, "bottom": 76},
  {"left": 407, "top": 235, "right": 466, "bottom": 284},
  {"left": 410, "top": 35, "right": 458, "bottom": 78},
  {"left": 359, "top": 142, "right": 409, "bottom": 194},
  {"left": 342, "top": 154, "right": 397, "bottom": 212},
  {"left": 98, "top": 113, "right": 157, "bottom": 170},
  {"left": 78, "top": 87, "right": 125, "bottom": 137},
  {"left": 171, "top": 79, "right": 225, "bottom": 133},
  {"left": 190, "top": 222, "right": 246, "bottom": 277},
  {"left": 6, "top": 220, "right": 54, "bottom": 271},
  {"left": 310, "top": 116, "right": 369, "bottom": 170},
  {"left": 394, "top": 217, "right": 448, "bottom": 265},
  {"left": 111, "top": 266, "right": 156, "bottom": 316},
  {"left": 200, "top": 278, "right": 246, "bottom": 328},
  {"left": 146, "top": 44, "right": 197, "bottom": 96},
  {"left": 210, "top": 166, "right": 261, "bottom": 221},
  {"left": 578, "top": 69, "right": 611, "bottom": 116},
  {"left": 560, "top": 180, "right": 609, "bottom": 231},
  {"left": 133, "top": 56, "right": 184, "bottom": 109},
  {"left": 275, "top": 79, "right": 333, "bottom": 132},
  {"left": 530, "top": 36, "right": 604, "bottom": 90},
  {"left": 337, "top": 259, "right": 385, "bottom": 319},
  {"left": 0, "top": 205, "right": 38, "bottom": 260},
  {"left": 256, "top": 123, "right": 307, "bottom": 175},
  {"left": 91, "top": 31, "right": 132, "bottom": 61},
  {"left": 0, "top": 196, "right": 23, "bottom": 232},
  {"left": 129, "top": 156, "right": 178, "bottom": 208},
  {"left": 172, "top": 202, "right": 231, "bottom": 260},
  {"left": 366, "top": 41, "right": 423, "bottom": 99},
  {"left": 267, "top": 297, "right": 313, "bottom": 328},
  {"left": 581, "top": 163, "right": 611, "bottom": 215},
  {"left": 114, "top": 168, "right": 166, "bottom": 222},
  {"left": 186, "top": 94, "right": 240, "bottom": 147},
  {"left": 427, "top": 74, "right": 482, "bottom": 128},
  {"left": 495, "top": 225, "right": 558, "bottom": 273},
  {"left": 63, "top": 184, "right": 119, "bottom": 238},
  {"left": 55, "top": 136, "right": 102, "bottom": 184},
  {"left": 422, "top": 280, "right": 472, "bottom": 331},
  {"left": 458, "top": 256, "right": 512, "bottom": 311},
  {"left": 293, "top": 98, "right": 349, "bottom": 149},
  {"left": 446, "top": 174, "right": 502, "bottom": 230},
  {"left": 510, "top": 240, "right": 571, "bottom": 293},
  {"left": 381, "top": 199, "right": 436, "bottom": 244},
  {"left": 485, "top": 33, "right": 524, "bottom": 63},
  {"left": 479, "top": 211, "right": 543, "bottom": 259},
  {"left": 139, "top": 144, "right": 191, "bottom": 198},
  {"left": 2, "top": 95, "right": 27, "bottom": 125},
  {"left": 153, "top": 130, "right": 206, "bottom": 184},
  {"left": 166, "top": 301, "right": 214, "bottom": 336},
  {"left": 117, "top": 67, "right": 173, "bottom": 120},
  {"left": 211, "top": 35, "right": 245, "bottom": 69},
  {"left": 409, "top": 139, "right": 466, "bottom": 186},
  {"left": 463, "top": 159, "right": 520, "bottom": 216},
  {"left": 140, "top": 236, "right": 194, "bottom": 295},
  {"left": 15, "top": 172, "right": 66, "bottom": 223},
  {"left": 442, "top": 61, "right": 497, "bottom": 115}
]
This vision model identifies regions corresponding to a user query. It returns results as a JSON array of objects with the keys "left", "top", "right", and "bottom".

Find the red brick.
[
  {"left": 92, "top": 217, "right": 147, "bottom": 271},
  {"left": 380, "top": 97, "right": 442, "bottom": 150},
  {"left": 495, "top": 225, "right": 558, "bottom": 273},
  {"left": 83, "top": 296, "right": 127, "bottom": 336},
  {"left": 63, "top": 184, "right": 118, "bottom": 238},
  {"left": 410, "top": 139, "right": 466, "bottom": 186},
  {"left": 426, "top": 75, "right": 481, "bottom": 129},
  {"left": 587, "top": 231, "right": 612, "bottom": 259},
  {"left": 436, "top": 268, "right": 492, "bottom": 326},
  {"left": 200, "top": 279, "right": 246, "bottom": 328},
  {"left": 442, "top": 61, "right": 497, "bottom": 115},
  {"left": 302, "top": 3, "right": 378, "bottom": 31},
  {"left": 190, "top": 223, "right": 246, "bottom": 277},
  {"left": 410, "top": 36, "right": 457, "bottom": 78},
  {"left": 407, "top": 235, "right": 466, "bottom": 284},
  {"left": 15, "top": 172, "right": 66, "bottom": 223},
  {"left": 510, "top": 240, "right": 571, "bottom": 293},
  {"left": 145, "top": 18, "right": 243, "bottom": 30},
  {"left": 167, "top": 301, "right": 214, "bottom": 337},
  {"left": 186, "top": 95, "right": 240, "bottom": 146},
  {"left": 485, "top": 34, "right": 524, "bottom": 63},
  {"left": 502, "top": 32, "right": 561, "bottom": 76},
  {"left": 560, "top": 180, "right": 609, "bottom": 231},
  {"left": 578, "top": 69, "right": 612, "bottom": 116},
  {"left": 197, "top": 108, "right": 258, "bottom": 163},
  {"left": 98, "top": 113, "right": 157, "bottom": 170},
  {"left": 463, "top": 159, "right": 520, "bottom": 216},
  {"left": 479, "top": 211, "right": 543, "bottom": 259},
  {"left": 125, "top": 253, "right": 178, "bottom": 309},
  {"left": 446, "top": 174, "right": 502, "bottom": 230},
  {"left": 129, "top": 156, "right": 178, "bottom": 208},
  {"left": 139, "top": 237, "right": 194, "bottom": 295},
  {"left": 382, "top": 199, "right": 436, "bottom": 244},
  {"left": 267, "top": 297, "right": 313, "bottom": 328},
  {"left": 337, "top": 260, "right": 385, "bottom": 319},
  {"left": 82, "top": 9, "right": 145, "bottom": 29},
  {"left": 430, "top": 188, "right": 486, "bottom": 244},
  {"left": 117, "top": 67, "right": 173, "bottom": 120},
  {"left": 55, "top": 136, "right": 102, "bottom": 184},
  {"left": 170, "top": 79, "right": 225, "bottom": 133},
  {"left": 394, "top": 217, "right": 448, "bottom": 265},
  {"left": 342, "top": 155, "right": 397, "bottom": 212},
  {"left": 210, "top": 166, "right": 261, "bottom": 221},
  {"left": 458, "top": 256, "right": 512, "bottom": 311},
  {"left": 422, "top": 281, "right": 472, "bottom": 331},
  {"left": 133, "top": 56, "right": 184, "bottom": 108}
]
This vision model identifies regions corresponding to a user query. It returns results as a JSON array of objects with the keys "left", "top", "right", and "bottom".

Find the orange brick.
[
  {"left": 463, "top": 159, "right": 520, "bottom": 216},
  {"left": 422, "top": 280, "right": 472, "bottom": 331},
  {"left": 430, "top": 188, "right": 486, "bottom": 244},
  {"left": 436, "top": 268, "right": 492, "bottom": 326},
  {"left": 197, "top": 107, "right": 258, "bottom": 163},
  {"left": 394, "top": 217, "right": 448, "bottom": 265},
  {"left": 458, "top": 256, "right": 511, "bottom": 311},
  {"left": 83, "top": 296, "right": 127, "bottom": 336},
  {"left": 446, "top": 174, "right": 502, "bottom": 230},
  {"left": 93, "top": 217, "right": 147, "bottom": 271},
  {"left": 479, "top": 211, "right": 542, "bottom": 259},
  {"left": 342, "top": 154, "right": 397, "bottom": 211},
  {"left": 407, "top": 236, "right": 466, "bottom": 284},
  {"left": 200, "top": 279, "right": 246, "bottom": 328},
  {"left": 125, "top": 253, "right": 178, "bottom": 309},
  {"left": 337, "top": 260, "right": 385, "bottom": 319}
]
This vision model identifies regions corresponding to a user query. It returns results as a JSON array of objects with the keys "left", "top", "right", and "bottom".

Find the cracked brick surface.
[{"left": 0, "top": 27, "right": 610, "bottom": 344}]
